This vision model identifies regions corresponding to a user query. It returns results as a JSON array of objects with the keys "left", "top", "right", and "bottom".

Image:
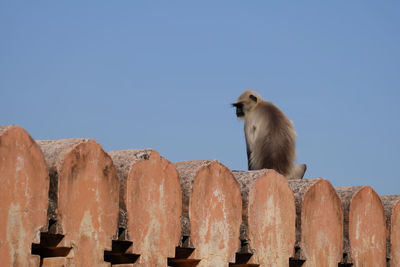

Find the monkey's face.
[
  {"left": 232, "top": 89, "right": 260, "bottom": 119},
  {"left": 232, "top": 102, "right": 245, "bottom": 118}
]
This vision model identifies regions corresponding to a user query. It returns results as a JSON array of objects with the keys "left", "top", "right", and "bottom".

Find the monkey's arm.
[{"left": 245, "top": 137, "right": 253, "bottom": 170}]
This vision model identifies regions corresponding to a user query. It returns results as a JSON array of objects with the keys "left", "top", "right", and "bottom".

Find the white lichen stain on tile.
[
  {"left": 158, "top": 180, "right": 164, "bottom": 199},
  {"left": 307, "top": 232, "right": 337, "bottom": 267},
  {"left": 256, "top": 194, "right": 290, "bottom": 266},
  {"left": 138, "top": 174, "right": 167, "bottom": 266},
  {"left": 212, "top": 189, "right": 227, "bottom": 221},
  {"left": 140, "top": 218, "right": 163, "bottom": 265},
  {"left": 196, "top": 188, "right": 230, "bottom": 266},
  {"left": 7, "top": 203, "right": 27, "bottom": 266},
  {"left": 355, "top": 217, "right": 361, "bottom": 240},
  {"left": 79, "top": 210, "right": 98, "bottom": 239},
  {"left": 197, "top": 222, "right": 229, "bottom": 267},
  {"left": 78, "top": 210, "right": 99, "bottom": 264},
  {"left": 15, "top": 156, "right": 24, "bottom": 173}
]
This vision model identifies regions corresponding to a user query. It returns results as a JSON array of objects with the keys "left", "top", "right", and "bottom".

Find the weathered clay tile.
[
  {"left": 38, "top": 138, "right": 119, "bottom": 266},
  {"left": 381, "top": 195, "right": 400, "bottom": 266},
  {"left": 233, "top": 169, "right": 296, "bottom": 266},
  {"left": 0, "top": 125, "right": 49, "bottom": 266},
  {"left": 289, "top": 178, "right": 344, "bottom": 267},
  {"left": 0, "top": 125, "right": 395, "bottom": 267},
  {"left": 109, "top": 149, "right": 182, "bottom": 266},
  {"left": 174, "top": 160, "right": 242, "bottom": 267},
  {"left": 336, "top": 186, "right": 387, "bottom": 267}
]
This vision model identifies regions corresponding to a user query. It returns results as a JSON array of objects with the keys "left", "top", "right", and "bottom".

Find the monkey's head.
[{"left": 232, "top": 89, "right": 261, "bottom": 119}]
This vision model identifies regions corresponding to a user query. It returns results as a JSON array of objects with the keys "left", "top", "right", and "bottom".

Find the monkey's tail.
[{"left": 286, "top": 164, "right": 307, "bottom": 180}]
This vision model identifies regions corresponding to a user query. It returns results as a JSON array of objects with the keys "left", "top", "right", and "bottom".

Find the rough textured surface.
[
  {"left": 38, "top": 139, "right": 88, "bottom": 173},
  {"left": 232, "top": 169, "right": 267, "bottom": 245},
  {"left": 0, "top": 125, "right": 12, "bottom": 134},
  {"left": 107, "top": 149, "right": 153, "bottom": 233},
  {"left": 234, "top": 169, "right": 296, "bottom": 266},
  {"left": 288, "top": 178, "right": 320, "bottom": 256},
  {"left": 109, "top": 149, "right": 182, "bottom": 266},
  {"left": 289, "top": 179, "right": 344, "bottom": 266},
  {"left": 38, "top": 139, "right": 119, "bottom": 266},
  {"left": 335, "top": 185, "right": 363, "bottom": 263},
  {"left": 300, "top": 179, "right": 343, "bottom": 267},
  {"left": 38, "top": 138, "right": 89, "bottom": 228},
  {"left": 0, "top": 125, "right": 49, "bottom": 266},
  {"left": 174, "top": 160, "right": 215, "bottom": 239},
  {"left": 381, "top": 195, "right": 400, "bottom": 266},
  {"left": 175, "top": 160, "right": 242, "bottom": 266},
  {"left": 337, "top": 186, "right": 387, "bottom": 267}
]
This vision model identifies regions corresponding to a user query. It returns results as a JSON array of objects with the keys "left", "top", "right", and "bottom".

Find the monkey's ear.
[{"left": 249, "top": 94, "right": 258, "bottom": 103}]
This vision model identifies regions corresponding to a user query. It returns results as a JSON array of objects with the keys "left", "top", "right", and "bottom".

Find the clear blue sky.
[{"left": 1, "top": 1, "right": 399, "bottom": 195}]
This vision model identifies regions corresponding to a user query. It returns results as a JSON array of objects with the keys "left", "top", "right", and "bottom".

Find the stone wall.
[{"left": 1, "top": 125, "right": 399, "bottom": 267}]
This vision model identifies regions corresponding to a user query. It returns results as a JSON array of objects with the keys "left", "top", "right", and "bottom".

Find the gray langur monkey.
[{"left": 232, "top": 89, "right": 306, "bottom": 179}]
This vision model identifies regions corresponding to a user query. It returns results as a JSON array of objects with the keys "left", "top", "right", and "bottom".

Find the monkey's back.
[{"left": 245, "top": 101, "right": 296, "bottom": 175}]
